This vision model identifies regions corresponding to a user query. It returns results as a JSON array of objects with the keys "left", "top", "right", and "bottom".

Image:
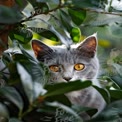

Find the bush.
[{"left": 0, "top": 0, "right": 122, "bottom": 122}]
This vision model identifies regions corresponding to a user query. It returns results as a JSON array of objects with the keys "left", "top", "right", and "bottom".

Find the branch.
[
  {"left": 74, "top": 7, "right": 122, "bottom": 16},
  {"left": 21, "top": 0, "right": 65, "bottom": 23}
]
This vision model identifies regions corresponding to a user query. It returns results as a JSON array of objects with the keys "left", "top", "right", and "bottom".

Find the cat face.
[{"left": 32, "top": 34, "right": 99, "bottom": 84}]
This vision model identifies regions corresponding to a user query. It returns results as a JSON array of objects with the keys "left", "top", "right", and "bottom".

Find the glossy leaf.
[
  {"left": 10, "top": 28, "right": 33, "bottom": 44},
  {"left": 17, "top": 63, "right": 34, "bottom": 103},
  {"left": 72, "top": 105, "right": 97, "bottom": 117},
  {"left": 109, "top": 89, "right": 122, "bottom": 100},
  {"left": 27, "top": 0, "right": 38, "bottom": 8},
  {"left": 68, "top": 8, "right": 86, "bottom": 26},
  {"left": 72, "top": 0, "right": 107, "bottom": 9},
  {"left": 19, "top": 45, "right": 36, "bottom": 62},
  {"left": 35, "top": 0, "right": 60, "bottom": 10},
  {"left": 60, "top": 10, "right": 72, "bottom": 32},
  {"left": 44, "top": 80, "right": 92, "bottom": 97},
  {"left": 83, "top": 12, "right": 122, "bottom": 26},
  {"left": 45, "top": 94, "right": 71, "bottom": 107},
  {"left": 0, "top": 87, "right": 24, "bottom": 111},
  {"left": 0, "top": 6, "right": 24, "bottom": 24},
  {"left": 46, "top": 102, "right": 83, "bottom": 122},
  {"left": 93, "top": 85, "right": 110, "bottom": 104},
  {"left": 89, "top": 100, "right": 122, "bottom": 122},
  {"left": 29, "top": 27, "right": 59, "bottom": 42},
  {"left": 111, "top": 76, "right": 122, "bottom": 88},
  {"left": 15, "top": 0, "right": 23, "bottom": 6},
  {"left": 13, "top": 53, "right": 45, "bottom": 86},
  {"left": 39, "top": 30, "right": 59, "bottom": 41}
]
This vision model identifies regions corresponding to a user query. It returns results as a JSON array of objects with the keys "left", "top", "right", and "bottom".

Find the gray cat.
[{"left": 32, "top": 34, "right": 106, "bottom": 120}]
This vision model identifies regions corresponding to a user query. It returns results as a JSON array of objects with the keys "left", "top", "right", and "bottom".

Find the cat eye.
[
  {"left": 49, "top": 65, "right": 60, "bottom": 72},
  {"left": 74, "top": 63, "right": 85, "bottom": 71}
]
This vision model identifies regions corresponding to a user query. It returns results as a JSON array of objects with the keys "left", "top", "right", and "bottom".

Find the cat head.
[{"left": 32, "top": 34, "right": 99, "bottom": 84}]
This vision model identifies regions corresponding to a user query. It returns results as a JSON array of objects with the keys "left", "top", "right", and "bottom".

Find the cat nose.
[{"left": 63, "top": 77, "right": 72, "bottom": 82}]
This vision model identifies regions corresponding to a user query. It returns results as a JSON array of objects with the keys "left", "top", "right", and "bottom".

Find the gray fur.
[{"left": 32, "top": 34, "right": 106, "bottom": 120}]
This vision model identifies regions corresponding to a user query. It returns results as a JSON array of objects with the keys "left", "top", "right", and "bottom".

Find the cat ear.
[
  {"left": 32, "top": 40, "right": 53, "bottom": 61},
  {"left": 77, "top": 33, "right": 97, "bottom": 58}
]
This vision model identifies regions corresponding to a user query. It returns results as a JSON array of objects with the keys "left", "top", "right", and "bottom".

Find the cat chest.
[{"left": 65, "top": 87, "right": 97, "bottom": 105}]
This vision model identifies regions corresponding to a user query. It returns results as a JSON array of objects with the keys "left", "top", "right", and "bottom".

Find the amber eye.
[
  {"left": 49, "top": 65, "right": 60, "bottom": 72},
  {"left": 74, "top": 63, "right": 85, "bottom": 71}
]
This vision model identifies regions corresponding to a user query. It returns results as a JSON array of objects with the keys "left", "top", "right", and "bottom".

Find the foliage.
[{"left": 0, "top": 0, "right": 122, "bottom": 122}]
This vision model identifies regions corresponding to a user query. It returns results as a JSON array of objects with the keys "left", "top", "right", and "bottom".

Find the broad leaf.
[
  {"left": 13, "top": 53, "right": 45, "bottom": 86},
  {"left": 19, "top": 45, "right": 36, "bottom": 62},
  {"left": 10, "top": 28, "right": 33, "bottom": 44},
  {"left": 46, "top": 102, "right": 83, "bottom": 122},
  {"left": 0, "top": 5, "right": 24, "bottom": 24},
  {"left": 72, "top": 105, "right": 97, "bottom": 117},
  {"left": 109, "top": 89, "right": 122, "bottom": 100},
  {"left": 72, "top": 0, "right": 107, "bottom": 9},
  {"left": 68, "top": 8, "right": 86, "bottom": 26},
  {"left": 0, "top": 87, "right": 24, "bottom": 111},
  {"left": 45, "top": 94, "right": 71, "bottom": 107},
  {"left": 44, "top": 80, "right": 92, "bottom": 97},
  {"left": 93, "top": 85, "right": 110, "bottom": 104},
  {"left": 29, "top": 27, "right": 59, "bottom": 42},
  {"left": 60, "top": 10, "right": 72, "bottom": 32},
  {"left": 83, "top": 12, "right": 122, "bottom": 26},
  {"left": 17, "top": 63, "right": 34, "bottom": 103},
  {"left": 111, "top": 76, "right": 122, "bottom": 88},
  {"left": 37, "top": 0, "right": 60, "bottom": 9},
  {"left": 89, "top": 100, "right": 122, "bottom": 122}
]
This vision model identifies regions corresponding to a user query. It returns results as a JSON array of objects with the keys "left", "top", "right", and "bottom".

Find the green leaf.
[
  {"left": 2, "top": 53, "right": 12, "bottom": 66},
  {"left": 15, "top": 0, "right": 24, "bottom": 7},
  {"left": 46, "top": 102, "right": 83, "bottom": 122},
  {"left": 111, "top": 76, "right": 122, "bottom": 88},
  {"left": 0, "top": 103, "right": 9, "bottom": 121},
  {"left": 0, "top": 5, "right": 24, "bottom": 24},
  {"left": 19, "top": 45, "right": 36, "bottom": 62},
  {"left": 28, "top": 18, "right": 72, "bottom": 46},
  {"left": 72, "top": 105, "right": 97, "bottom": 117},
  {"left": 109, "top": 89, "right": 122, "bottom": 100},
  {"left": 93, "top": 85, "right": 110, "bottom": 104},
  {"left": 10, "top": 28, "right": 33, "bottom": 44},
  {"left": 68, "top": 8, "right": 86, "bottom": 26},
  {"left": 17, "top": 63, "right": 34, "bottom": 103},
  {"left": 39, "top": 30, "right": 59, "bottom": 41},
  {"left": 2, "top": 53, "right": 21, "bottom": 85},
  {"left": 27, "top": 0, "right": 38, "bottom": 8},
  {"left": 13, "top": 53, "right": 45, "bottom": 86},
  {"left": 45, "top": 94, "right": 71, "bottom": 107},
  {"left": 60, "top": 10, "right": 72, "bottom": 32},
  {"left": 0, "top": 87, "right": 24, "bottom": 111},
  {"left": 72, "top": 0, "right": 107, "bottom": 9},
  {"left": 37, "top": 0, "right": 59, "bottom": 9},
  {"left": 49, "top": 25, "right": 72, "bottom": 46},
  {"left": 15, "top": 52, "right": 47, "bottom": 102},
  {"left": 90, "top": 100, "right": 122, "bottom": 122},
  {"left": 44, "top": 80, "right": 92, "bottom": 97},
  {"left": 110, "top": 24, "right": 122, "bottom": 38},
  {"left": 28, "top": 0, "right": 49, "bottom": 13},
  {"left": 29, "top": 27, "right": 59, "bottom": 42},
  {"left": 83, "top": 12, "right": 122, "bottom": 26}
]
